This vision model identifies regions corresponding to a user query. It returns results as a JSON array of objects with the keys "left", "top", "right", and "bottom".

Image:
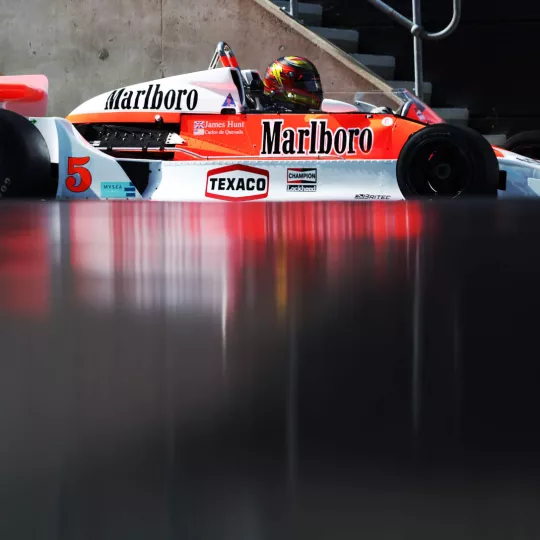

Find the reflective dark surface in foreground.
[{"left": 1, "top": 200, "right": 540, "bottom": 539}]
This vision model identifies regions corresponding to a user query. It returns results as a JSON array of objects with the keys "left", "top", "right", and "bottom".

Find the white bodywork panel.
[
  {"left": 494, "top": 147, "right": 540, "bottom": 198},
  {"left": 34, "top": 117, "right": 148, "bottom": 200},
  {"left": 149, "top": 160, "right": 403, "bottom": 201},
  {"left": 68, "top": 68, "right": 244, "bottom": 118},
  {"left": 31, "top": 116, "right": 540, "bottom": 202}
]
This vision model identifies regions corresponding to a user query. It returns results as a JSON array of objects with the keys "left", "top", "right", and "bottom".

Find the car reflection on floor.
[{"left": 0, "top": 200, "right": 425, "bottom": 319}]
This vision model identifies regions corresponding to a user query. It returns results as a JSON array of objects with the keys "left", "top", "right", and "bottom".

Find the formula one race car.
[{"left": 2, "top": 41, "right": 540, "bottom": 201}]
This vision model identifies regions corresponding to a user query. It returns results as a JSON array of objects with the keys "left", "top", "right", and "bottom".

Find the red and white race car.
[{"left": 1, "top": 41, "right": 540, "bottom": 201}]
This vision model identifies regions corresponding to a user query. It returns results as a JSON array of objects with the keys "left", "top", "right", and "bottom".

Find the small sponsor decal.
[
  {"left": 206, "top": 164, "right": 269, "bottom": 201},
  {"left": 193, "top": 119, "right": 245, "bottom": 136},
  {"left": 194, "top": 121, "right": 205, "bottom": 135},
  {"left": 382, "top": 117, "right": 394, "bottom": 127},
  {"left": 354, "top": 194, "right": 390, "bottom": 200},
  {"left": 261, "top": 119, "right": 374, "bottom": 156},
  {"left": 104, "top": 84, "right": 199, "bottom": 111},
  {"left": 101, "top": 181, "right": 137, "bottom": 199},
  {"left": 287, "top": 168, "right": 317, "bottom": 192},
  {"left": 222, "top": 93, "right": 236, "bottom": 108}
]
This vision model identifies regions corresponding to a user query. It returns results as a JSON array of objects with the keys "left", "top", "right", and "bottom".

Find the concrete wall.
[{"left": 0, "top": 0, "right": 393, "bottom": 117}]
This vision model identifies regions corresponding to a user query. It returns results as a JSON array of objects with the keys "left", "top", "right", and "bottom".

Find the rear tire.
[
  {"left": 0, "top": 109, "right": 54, "bottom": 199},
  {"left": 396, "top": 123, "right": 499, "bottom": 199},
  {"left": 502, "top": 130, "right": 540, "bottom": 160}
]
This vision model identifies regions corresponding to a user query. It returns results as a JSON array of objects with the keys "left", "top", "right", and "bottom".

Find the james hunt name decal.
[
  {"left": 261, "top": 119, "right": 374, "bottom": 156},
  {"left": 287, "top": 168, "right": 317, "bottom": 192},
  {"left": 194, "top": 119, "right": 245, "bottom": 136},
  {"left": 206, "top": 164, "right": 269, "bottom": 201},
  {"left": 104, "top": 84, "right": 199, "bottom": 111}
]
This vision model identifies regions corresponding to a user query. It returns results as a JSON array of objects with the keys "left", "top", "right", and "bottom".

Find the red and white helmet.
[{"left": 263, "top": 56, "right": 323, "bottom": 111}]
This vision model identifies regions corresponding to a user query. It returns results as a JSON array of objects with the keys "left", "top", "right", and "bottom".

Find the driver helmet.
[{"left": 263, "top": 56, "right": 323, "bottom": 111}]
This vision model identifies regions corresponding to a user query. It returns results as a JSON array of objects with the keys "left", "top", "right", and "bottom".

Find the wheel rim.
[{"left": 406, "top": 138, "right": 472, "bottom": 197}]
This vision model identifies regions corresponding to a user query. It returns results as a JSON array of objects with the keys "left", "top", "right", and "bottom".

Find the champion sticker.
[{"left": 287, "top": 168, "right": 317, "bottom": 192}]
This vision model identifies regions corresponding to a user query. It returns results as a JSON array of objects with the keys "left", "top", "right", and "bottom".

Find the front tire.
[
  {"left": 0, "top": 109, "right": 54, "bottom": 199},
  {"left": 396, "top": 123, "right": 499, "bottom": 199}
]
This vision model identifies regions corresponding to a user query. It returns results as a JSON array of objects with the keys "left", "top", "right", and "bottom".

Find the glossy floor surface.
[{"left": 1, "top": 200, "right": 540, "bottom": 539}]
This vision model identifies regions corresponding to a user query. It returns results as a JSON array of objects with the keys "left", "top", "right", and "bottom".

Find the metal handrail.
[{"left": 365, "top": 0, "right": 462, "bottom": 100}]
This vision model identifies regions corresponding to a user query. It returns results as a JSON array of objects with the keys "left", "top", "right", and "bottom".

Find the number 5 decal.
[{"left": 66, "top": 156, "right": 92, "bottom": 193}]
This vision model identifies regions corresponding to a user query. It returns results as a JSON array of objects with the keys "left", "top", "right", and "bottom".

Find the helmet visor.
[{"left": 292, "top": 72, "right": 322, "bottom": 93}]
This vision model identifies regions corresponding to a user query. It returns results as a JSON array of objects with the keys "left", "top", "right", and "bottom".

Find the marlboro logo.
[
  {"left": 104, "top": 84, "right": 199, "bottom": 111},
  {"left": 261, "top": 119, "right": 374, "bottom": 156}
]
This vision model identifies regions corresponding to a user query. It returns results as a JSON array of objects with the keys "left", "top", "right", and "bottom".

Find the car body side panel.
[
  {"left": 33, "top": 117, "right": 155, "bottom": 200},
  {"left": 67, "top": 112, "right": 426, "bottom": 164},
  {"left": 496, "top": 147, "right": 540, "bottom": 197},
  {"left": 174, "top": 113, "right": 425, "bottom": 162},
  {"left": 55, "top": 118, "right": 146, "bottom": 200},
  {"left": 33, "top": 114, "right": 540, "bottom": 201},
  {"left": 148, "top": 159, "right": 405, "bottom": 202}
]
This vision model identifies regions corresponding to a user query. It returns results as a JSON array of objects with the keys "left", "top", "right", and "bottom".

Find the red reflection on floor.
[
  {"left": 66, "top": 201, "right": 424, "bottom": 314},
  {"left": 0, "top": 201, "right": 426, "bottom": 318},
  {"left": 221, "top": 202, "right": 423, "bottom": 244},
  {"left": 0, "top": 209, "right": 50, "bottom": 317}
]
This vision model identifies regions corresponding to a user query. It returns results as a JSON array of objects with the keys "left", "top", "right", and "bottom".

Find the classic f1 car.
[{"left": 2, "top": 41, "right": 540, "bottom": 201}]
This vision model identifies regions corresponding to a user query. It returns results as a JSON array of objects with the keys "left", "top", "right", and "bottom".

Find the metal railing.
[
  {"left": 365, "top": 0, "right": 462, "bottom": 101},
  {"left": 289, "top": 0, "right": 298, "bottom": 18}
]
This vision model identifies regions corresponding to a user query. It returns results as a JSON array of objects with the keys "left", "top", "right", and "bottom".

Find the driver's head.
[{"left": 263, "top": 56, "right": 323, "bottom": 111}]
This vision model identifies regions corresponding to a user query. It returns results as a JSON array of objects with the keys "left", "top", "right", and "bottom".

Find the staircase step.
[
  {"left": 389, "top": 80, "right": 433, "bottom": 104},
  {"left": 434, "top": 107, "right": 469, "bottom": 127},
  {"left": 484, "top": 133, "right": 508, "bottom": 146},
  {"left": 274, "top": 1, "right": 323, "bottom": 26},
  {"left": 352, "top": 53, "right": 395, "bottom": 79},
  {"left": 308, "top": 26, "right": 359, "bottom": 53}
]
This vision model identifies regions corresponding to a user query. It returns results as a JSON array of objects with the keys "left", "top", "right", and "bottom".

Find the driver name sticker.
[
  {"left": 192, "top": 119, "right": 245, "bottom": 136},
  {"left": 206, "top": 164, "right": 269, "bottom": 201}
]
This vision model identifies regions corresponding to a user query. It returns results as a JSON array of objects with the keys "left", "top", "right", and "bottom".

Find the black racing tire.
[
  {"left": 502, "top": 130, "right": 540, "bottom": 160},
  {"left": 396, "top": 123, "right": 499, "bottom": 199},
  {"left": 0, "top": 108, "right": 54, "bottom": 199}
]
